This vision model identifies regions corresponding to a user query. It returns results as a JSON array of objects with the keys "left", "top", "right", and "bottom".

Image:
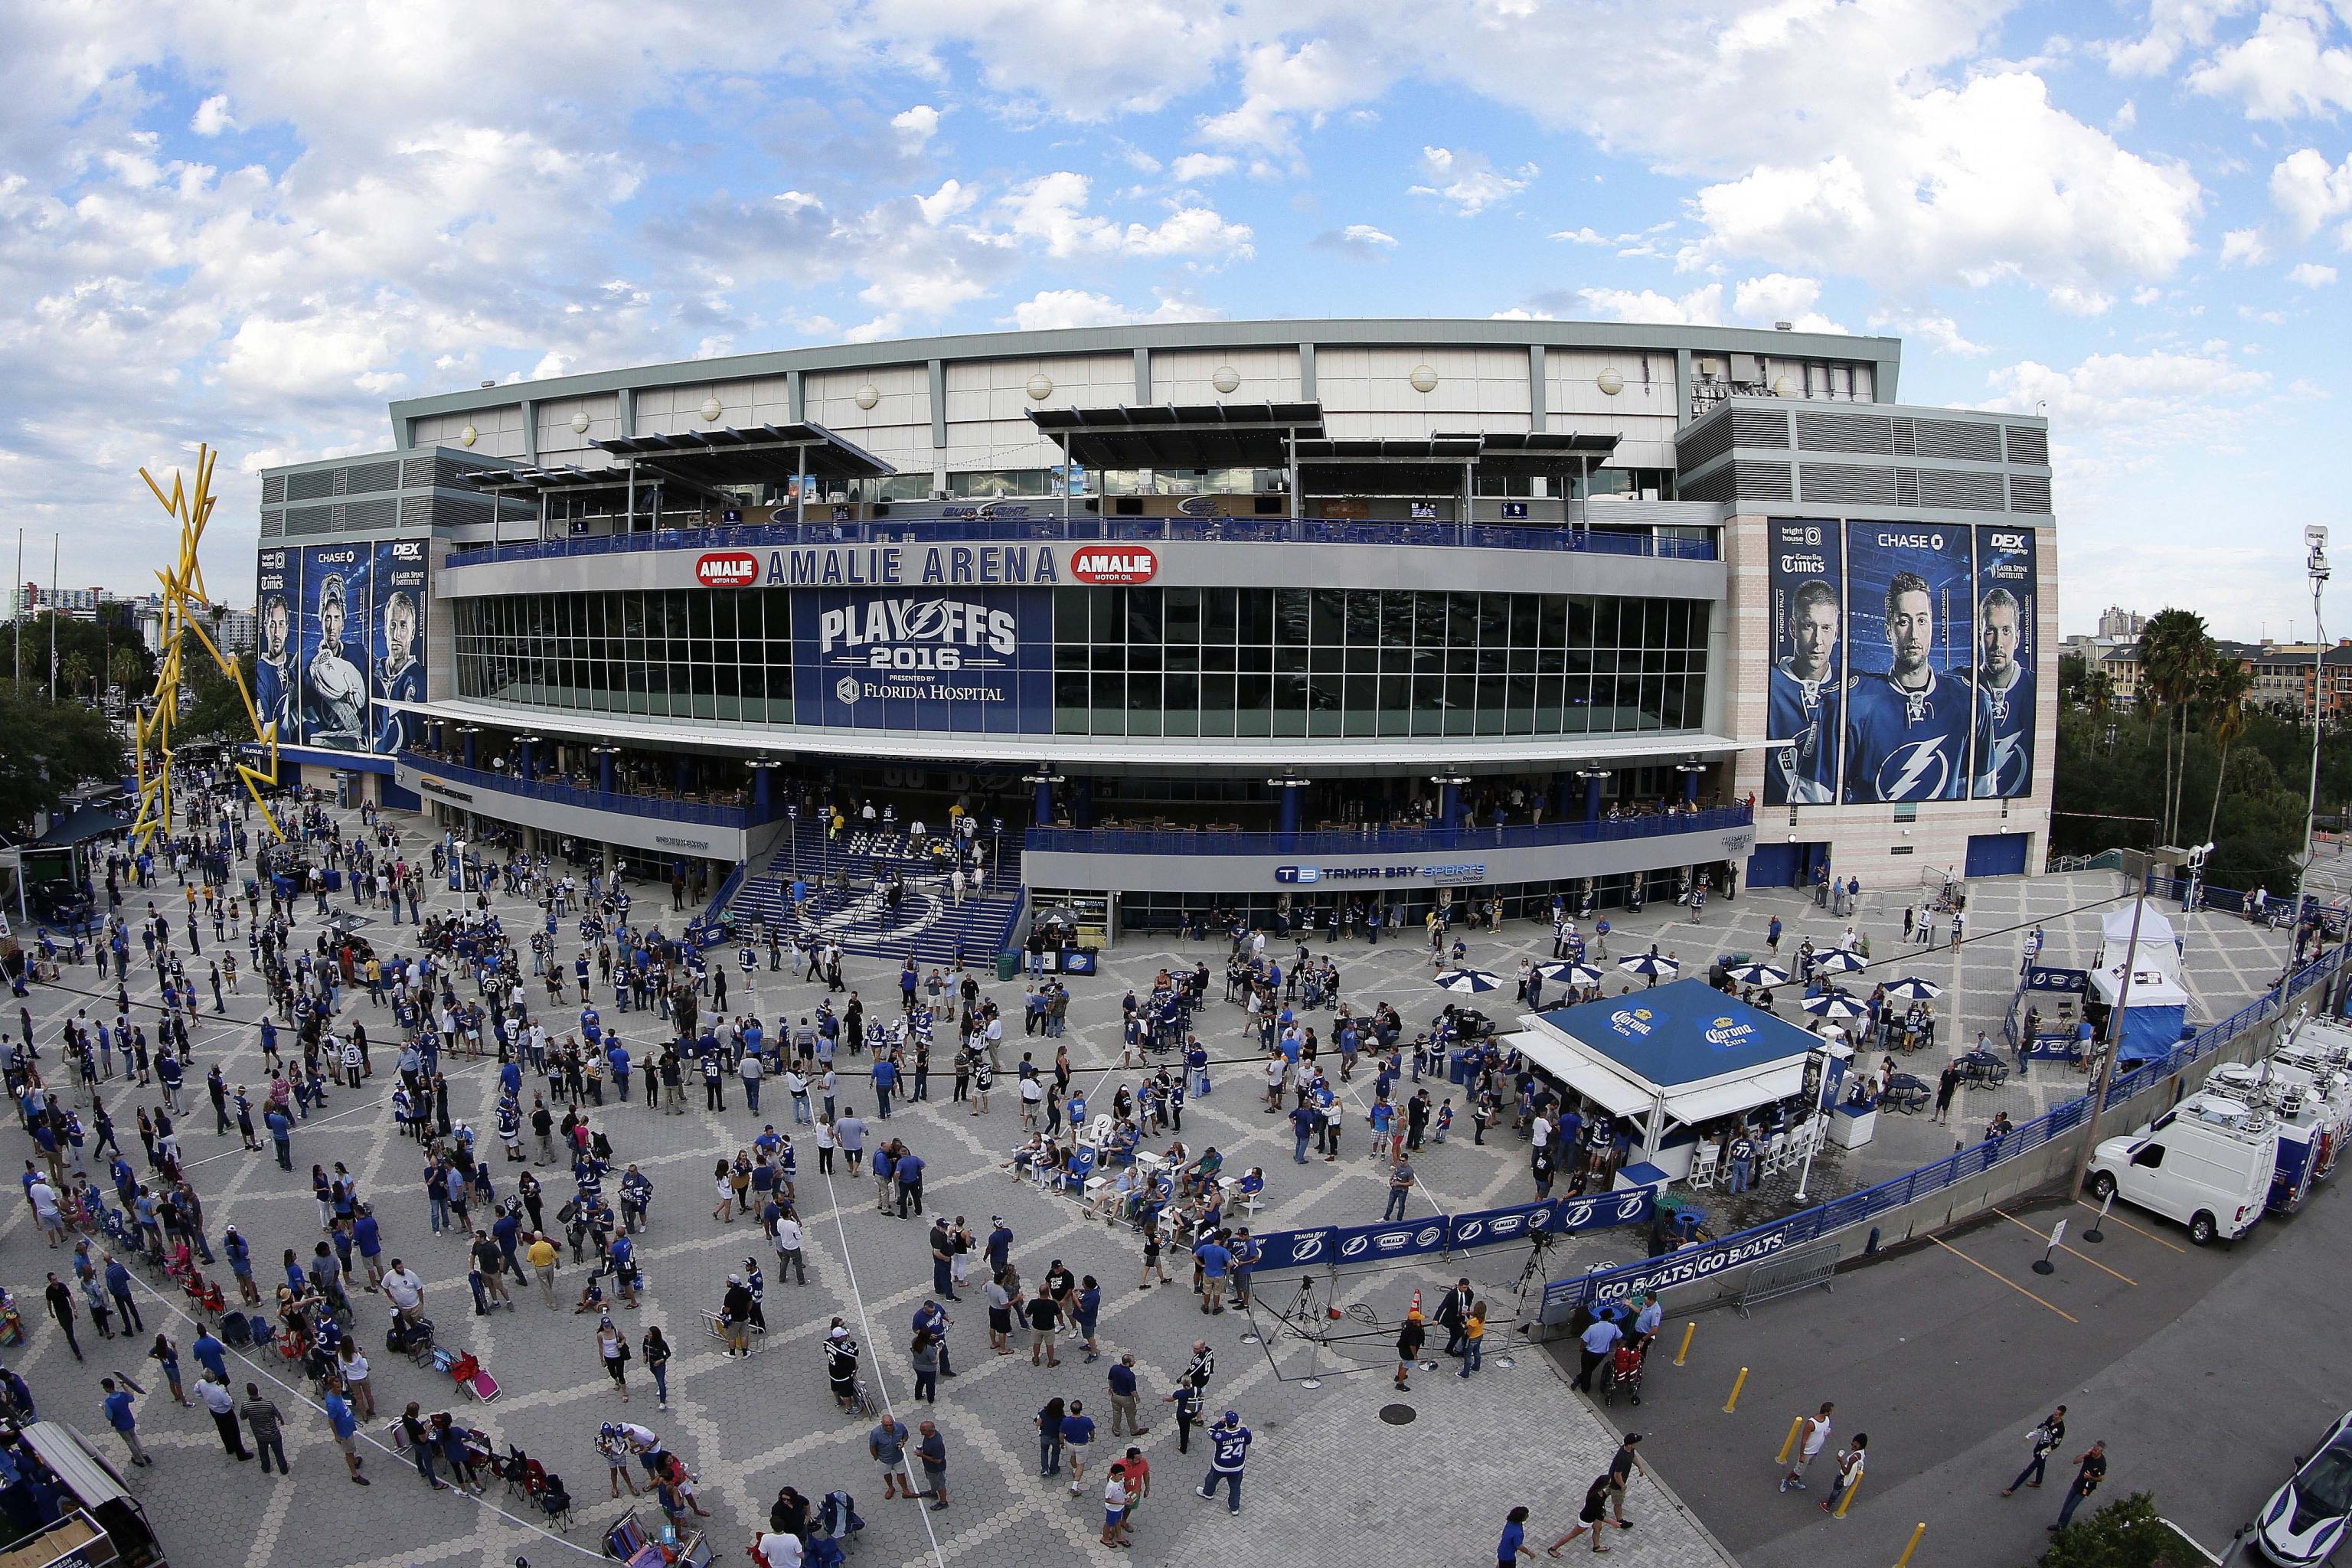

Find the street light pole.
[
  {"left": 2290, "top": 526, "right": 2331, "bottom": 997},
  {"left": 2068, "top": 887, "right": 2148, "bottom": 1204}
]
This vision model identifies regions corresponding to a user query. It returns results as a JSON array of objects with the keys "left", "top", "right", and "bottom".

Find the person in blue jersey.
[
  {"left": 1971, "top": 587, "right": 2032, "bottom": 798},
  {"left": 1843, "top": 570, "right": 1992, "bottom": 802},
  {"left": 372, "top": 589, "right": 422, "bottom": 753},
  {"left": 254, "top": 593, "right": 296, "bottom": 740},
  {"left": 1767, "top": 580, "right": 1841, "bottom": 804},
  {"left": 1194, "top": 1409, "right": 1250, "bottom": 1514}
]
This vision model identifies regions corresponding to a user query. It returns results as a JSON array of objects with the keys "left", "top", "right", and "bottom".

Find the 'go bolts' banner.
[{"left": 1248, "top": 1188, "right": 1654, "bottom": 1274}]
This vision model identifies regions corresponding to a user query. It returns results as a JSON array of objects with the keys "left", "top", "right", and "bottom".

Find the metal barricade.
[{"left": 1734, "top": 1239, "right": 1840, "bottom": 1317}]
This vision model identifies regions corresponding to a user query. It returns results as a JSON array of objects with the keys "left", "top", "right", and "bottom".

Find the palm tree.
[
  {"left": 2202, "top": 659, "right": 2254, "bottom": 848},
  {"left": 59, "top": 650, "right": 90, "bottom": 704},
  {"left": 2138, "top": 609, "right": 2212, "bottom": 844}
]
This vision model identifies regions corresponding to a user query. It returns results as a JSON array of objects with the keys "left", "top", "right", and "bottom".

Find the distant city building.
[
  {"left": 2096, "top": 605, "right": 2145, "bottom": 640},
  {"left": 11, "top": 584, "right": 105, "bottom": 620}
]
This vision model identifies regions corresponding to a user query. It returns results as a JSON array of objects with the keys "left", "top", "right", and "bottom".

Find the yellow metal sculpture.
[{"left": 131, "top": 443, "right": 286, "bottom": 850}]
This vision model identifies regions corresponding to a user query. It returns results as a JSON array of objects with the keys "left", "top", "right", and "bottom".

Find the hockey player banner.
[
  {"left": 370, "top": 539, "right": 427, "bottom": 754},
  {"left": 298, "top": 543, "right": 371, "bottom": 752},
  {"left": 1971, "top": 526, "right": 2038, "bottom": 799},
  {"left": 254, "top": 547, "right": 299, "bottom": 743},
  {"left": 1764, "top": 518, "right": 1844, "bottom": 805},
  {"left": 1841, "top": 524, "right": 1991, "bottom": 803}
]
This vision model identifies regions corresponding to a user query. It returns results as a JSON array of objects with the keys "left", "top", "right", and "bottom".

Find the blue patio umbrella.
[
  {"left": 1433, "top": 969, "right": 1502, "bottom": 994},
  {"left": 1725, "top": 961, "right": 1791, "bottom": 987},
  {"left": 1880, "top": 976, "right": 1945, "bottom": 1002},
  {"left": 1536, "top": 961, "right": 1604, "bottom": 988},
  {"left": 1811, "top": 947, "right": 1868, "bottom": 975},
  {"left": 1802, "top": 991, "right": 1870, "bottom": 1021},
  {"left": 1617, "top": 952, "right": 1681, "bottom": 980}
]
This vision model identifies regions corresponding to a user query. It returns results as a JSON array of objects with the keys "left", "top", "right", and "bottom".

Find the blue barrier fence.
[
  {"left": 1026, "top": 804, "right": 1752, "bottom": 860},
  {"left": 1540, "top": 937, "right": 2352, "bottom": 1318},
  {"left": 1254, "top": 1187, "right": 1654, "bottom": 1273},
  {"left": 444, "top": 515, "right": 1720, "bottom": 570},
  {"left": 397, "top": 753, "right": 751, "bottom": 830}
]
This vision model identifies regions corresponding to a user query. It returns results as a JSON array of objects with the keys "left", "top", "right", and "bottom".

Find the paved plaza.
[{"left": 0, "top": 804, "right": 2298, "bottom": 1568}]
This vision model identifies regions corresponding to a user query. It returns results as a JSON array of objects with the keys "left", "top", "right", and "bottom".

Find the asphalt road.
[{"left": 1556, "top": 1173, "right": 2352, "bottom": 1568}]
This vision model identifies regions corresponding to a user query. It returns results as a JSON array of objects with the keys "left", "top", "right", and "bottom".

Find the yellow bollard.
[
  {"left": 1834, "top": 1475, "right": 1863, "bottom": 1517},
  {"left": 1775, "top": 1414, "right": 1805, "bottom": 1464},
  {"left": 1893, "top": 1523, "right": 1926, "bottom": 1567},
  {"left": 1723, "top": 1366, "right": 1749, "bottom": 1414},
  {"left": 1674, "top": 1320, "right": 1696, "bottom": 1367}
]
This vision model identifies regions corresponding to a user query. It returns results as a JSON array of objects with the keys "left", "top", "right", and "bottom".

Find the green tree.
[
  {"left": 57, "top": 650, "right": 90, "bottom": 703},
  {"left": 108, "top": 645, "right": 144, "bottom": 702},
  {"left": 2200, "top": 659, "right": 2254, "bottom": 850},
  {"left": 2031, "top": 1491, "right": 2173, "bottom": 1568},
  {"left": 0, "top": 690, "right": 129, "bottom": 835},
  {"left": 2137, "top": 609, "right": 2213, "bottom": 844}
]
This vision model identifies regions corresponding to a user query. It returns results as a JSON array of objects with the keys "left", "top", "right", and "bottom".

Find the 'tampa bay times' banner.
[
  {"left": 370, "top": 539, "right": 426, "bottom": 755},
  {"left": 1250, "top": 1188, "right": 1654, "bottom": 1274},
  {"left": 792, "top": 586, "right": 1053, "bottom": 733},
  {"left": 1764, "top": 518, "right": 1844, "bottom": 807},
  {"left": 1840, "top": 523, "right": 1992, "bottom": 803},
  {"left": 1972, "top": 524, "right": 2039, "bottom": 799}
]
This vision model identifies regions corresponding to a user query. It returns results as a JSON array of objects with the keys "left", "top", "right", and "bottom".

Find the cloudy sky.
[{"left": 7, "top": 0, "right": 2349, "bottom": 638}]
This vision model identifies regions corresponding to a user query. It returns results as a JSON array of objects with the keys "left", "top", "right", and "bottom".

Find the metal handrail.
[
  {"left": 1025, "top": 804, "right": 1753, "bottom": 858},
  {"left": 397, "top": 753, "right": 749, "bottom": 828},
  {"left": 443, "top": 515, "right": 1721, "bottom": 570}
]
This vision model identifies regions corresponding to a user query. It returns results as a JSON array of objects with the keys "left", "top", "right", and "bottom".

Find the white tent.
[{"left": 2097, "top": 900, "right": 2182, "bottom": 981}]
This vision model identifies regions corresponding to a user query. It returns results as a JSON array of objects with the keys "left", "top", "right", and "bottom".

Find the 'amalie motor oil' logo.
[
  {"left": 694, "top": 550, "right": 760, "bottom": 587},
  {"left": 1070, "top": 545, "right": 1158, "bottom": 584}
]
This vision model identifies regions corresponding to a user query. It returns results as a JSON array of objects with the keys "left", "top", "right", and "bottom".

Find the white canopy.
[
  {"left": 2089, "top": 965, "right": 2190, "bottom": 1011},
  {"left": 1506, "top": 1006, "right": 1831, "bottom": 1151},
  {"left": 1507, "top": 1027, "right": 1657, "bottom": 1120},
  {"left": 2097, "top": 900, "right": 2182, "bottom": 980}
]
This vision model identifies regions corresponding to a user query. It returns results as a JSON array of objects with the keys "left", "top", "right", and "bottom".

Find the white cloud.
[
  {"left": 2272, "top": 147, "right": 2352, "bottom": 237},
  {"left": 2099, "top": 0, "right": 2256, "bottom": 76},
  {"left": 1551, "top": 226, "right": 1609, "bottom": 245},
  {"left": 891, "top": 104, "right": 940, "bottom": 145},
  {"left": 1868, "top": 308, "right": 1987, "bottom": 357},
  {"left": 2132, "top": 285, "right": 2164, "bottom": 305},
  {"left": 2220, "top": 226, "right": 2270, "bottom": 264},
  {"left": 1194, "top": 38, "right": 1369, "bottom": 157},
  {"left": 914, "top": 178, "right": 975, "bottom": 227},
  {"left": 999, "top": 171, "right": 1253, "bottom": 259},
  {"left": 1168, "top": 152, "right": 1236, "bottom": 182},
  {"left": 1409, "top": 145, "right": 1534, "bottom": 215},
  {"left": 1575, "top": 284, "right": 1724, "bottom": 325},
  {"left": 2288, "top": 261, "right": 2339, "bottom": 286},
  {"left": 1981, "top": 347, "right": 2271, "bottom": 451},
  {"left": 2047, "top": 285, "right": 2115, "bottom": 316},
  {"left": 1729, "top": 273, "right": 1844, "bottom": 332},
  {"left": 1004, "top": 287, "right": 1219, "bottom": 331},
  {"left": 1311, "top": 224, "right": 1396, "bottom": 259},
  {"left": 2184, "top": 2, "right": 2352, "bottom": 118},
  {"left": 190, "top": 94, "right": 234, "bottom": 136}
]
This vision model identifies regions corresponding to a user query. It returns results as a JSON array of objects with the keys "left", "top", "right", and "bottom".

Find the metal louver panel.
[
  {"left": 1792, "top": 410, "right": 1892, "bottom": 455},
  {"left": 1890, "top": 418, "right": 1916, "bottom": 456},
  {"left": 1798, "top": 462, "right": 1896, "bottom": 505},
  {"left": 1916, "top": 469, "right": 2002, "bottom": 510},
  {"left": 402, "top": 456, "right": 438, "bottom": 489},
  {"left": 1913, "top": 419, "right": 2001, "bottom": 462},
  {"left": 1894, "top": 469, "right": 1920, "bottom": 507},
  {"left": 1728, "top": 409, "right": 1791, "bottom": 449},
  {"left": 259, "top": 509, "right": 283, "bottom": 537},
  {"left": 2007, "top": 474, "right": 2053, "bottom": 513},
  {"left": 1675, "top": 414, "right": 1734, "bottom": 471},
  {"left": 344, "top": 459, "right": 400, "bottom": 495},
  {"left": 286, "top": 469, "right": 334, "bottom": 501},
  {"left": 262, "top": 475, "right": 285, "bottom": 503},
  {"left": 284, "top": 503, "right": 341, "bottom": 535},
  {"left": 400, "top": 497, "right": 436, "bottom": 529},
  {"left": 1678, "top": 468, "right": 1734, "bottom": 504},
  {"left": 2004, "top": 426, "right": 2049, "bottom": 466},
  {"left": 1728, "top": 460, "right": 1793, "bottom": 500},
  {"left": 343, "top": 498, "right": 397, "bottom": 531}
]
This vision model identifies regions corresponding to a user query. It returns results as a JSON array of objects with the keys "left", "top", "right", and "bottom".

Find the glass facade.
[
  {"left": 453, "top": 590, "right": 794, "bottom": 721},
  {"left": 1052, "top": 586, "right": 1710, "bottom": 740},
  {"left": 450, "top": 583, "right": 1711, "bottom": 740}
]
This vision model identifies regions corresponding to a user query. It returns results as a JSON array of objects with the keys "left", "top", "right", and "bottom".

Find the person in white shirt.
[
  {"left": 773, "top": 1215, "right": 805, "bottom": 1284},
  {"left": 753, "top": 1529, "right": 803, "bottom": 1568},
  {"left": 1100, "top": 1465, "right": 1131, "bottom": 1547},
  {"left": 382, "top": 1262, "right": 425, "bottom": 1321}
]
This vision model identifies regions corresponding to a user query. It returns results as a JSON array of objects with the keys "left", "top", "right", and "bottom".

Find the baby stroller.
[{"left": 1602, "top": 1342, "right": 1645, "bottom": 1407}]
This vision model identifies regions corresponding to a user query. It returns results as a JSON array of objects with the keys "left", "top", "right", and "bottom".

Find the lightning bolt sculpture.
[{"left": 132, "top": 444, "right": 286, "bottom": 851}]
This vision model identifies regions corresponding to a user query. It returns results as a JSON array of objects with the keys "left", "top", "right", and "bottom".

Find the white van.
[{"left": 2087, "top": 1095, "right": 2275, "bottom": 1245}]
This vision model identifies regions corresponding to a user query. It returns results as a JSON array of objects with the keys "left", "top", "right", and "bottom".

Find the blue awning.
[{"left": 1529, "top": 978, "right": 1824, "bottom": 1090}]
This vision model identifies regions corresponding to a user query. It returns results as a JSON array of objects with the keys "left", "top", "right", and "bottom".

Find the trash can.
[{"left": 997, "top": 950, "right": 1021, "bottom": 982}]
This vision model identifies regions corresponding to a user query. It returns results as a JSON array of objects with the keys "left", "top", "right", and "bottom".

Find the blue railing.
[
  {"left": 1025, "top": 804, "right": 1751, "bottom": 859},
  {"left": 443, "top": 515, "right": 1720, "bottom": 570},
  {"left": 397, "top": 753, "right": 750, "bottom": 830},
  {"left": 1541, "top": 936, "right": 2352, "bottom": 1315}
]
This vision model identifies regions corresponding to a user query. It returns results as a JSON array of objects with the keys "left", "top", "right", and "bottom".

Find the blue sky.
[{"left": 5, "top": 0, "right": 2349, "bottom": 638}]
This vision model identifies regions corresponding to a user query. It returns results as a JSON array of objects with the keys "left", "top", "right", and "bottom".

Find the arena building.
[{"left": 253, "top": 318, "right": 2056, "bottom": 956}]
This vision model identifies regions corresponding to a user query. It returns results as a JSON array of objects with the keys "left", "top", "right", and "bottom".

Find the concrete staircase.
[{"left": 725, "top": 820, "right": 1026, "bottom": 965}]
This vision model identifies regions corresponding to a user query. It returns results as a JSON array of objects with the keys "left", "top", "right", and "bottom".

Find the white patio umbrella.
[
  {"left": 1880, "top": 976, "right": 1945, "bottom": 1002},
  {"left": 1617, "top": 952, "right": 1681, "bottom": 981},
  {"left": 1810, "top": 947, "right": 1867, "bottom": 975},
  {"left": 1725, "top": 961, "right": 1791, "bottom": 987},
  {"left": 1433, "top": 969, "right": 1502, "bottom": 994},
  {"left": 1802, "top": 991, "right": 1870, "bottom": 1021},
  {"left": 1536, "top": 961, "right": 1604, "bottom": 988}
]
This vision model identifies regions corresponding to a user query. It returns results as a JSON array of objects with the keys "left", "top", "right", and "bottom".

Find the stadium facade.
[{"left": 253, "top": 318, "right": 2055, "bottom": 952}]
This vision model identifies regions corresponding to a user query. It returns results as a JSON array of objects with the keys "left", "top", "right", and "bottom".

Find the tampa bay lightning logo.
[
  {"left": 1874, "top": 737, "right": 1950, "bottom": 800},
  {"left": 1285, "top": 1231, "right": 1326, "bottom": 1264}
]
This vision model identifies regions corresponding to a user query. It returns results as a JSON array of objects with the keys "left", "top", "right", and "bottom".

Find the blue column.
[
  {"left": 1072, "top": 777, "right": 1093, "bottom": 829},
  {"left": 598, "top": 750, "right": 616, "bottom": 795},
  {"left": 462, "top": 730, "right": 478, "bottom": 769},
  {"left": 1583, "top": 773, "right": 1602, "bottom": 822},
  {"left": 1682, "top": 768, "right": 1700, "bottom": 804},
  {"left": 676, "top": 757, "right": 692, "bottom": 794},
  {"left": 518, "top": 740, "right": 535, "bottom": 780},
  {"left": 753, "top": 766, "right": 773, "bottom": 815},
  {"left": 1033, "top": 776, "right": 1054, "bottom": 825},
  {"left": 1554, "top": 773, "right": 1576, "bottom": 818},
  {"left": 1279, "top": 787, "right": 1302, "bottom": 835},
  {"left": 1440, "top": 782, "right": 1462, "bottom": 831}
]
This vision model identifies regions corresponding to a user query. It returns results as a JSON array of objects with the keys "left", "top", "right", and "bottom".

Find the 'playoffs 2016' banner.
[
  {"left": 371, "top": 539, "right": 426, "bottom": 755},
  {"left": 1764, "top": 519, "right": 1844, "bottom": 806},
  {"left": 1971, "top": 525, "right": 2038, "bottom": 799},
  {"left": 298, "top": 543, "right": 371, "bottom": 752},
  {"left": 1841, "top": 524, "right": 1991, "bottom": 803},
  {"left": 254, "top": 548, "right": 299, "bottom": 742}
]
